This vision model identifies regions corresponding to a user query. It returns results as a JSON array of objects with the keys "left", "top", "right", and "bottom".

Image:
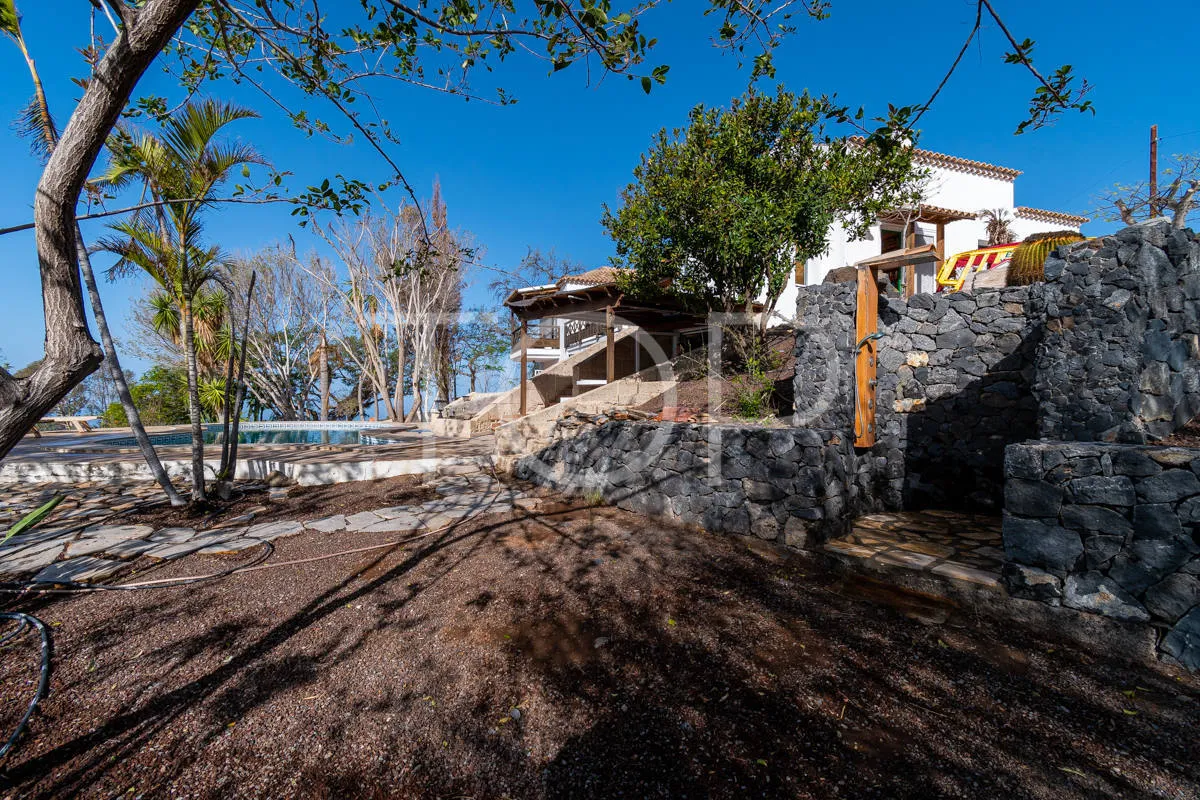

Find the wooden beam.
[
  {"left": 519, "top": 318, "right": 528, "bottom": 417},
  {"left": 935, "top": 221, "right": 946, "bottom": 262},
  {"left": 854, "top": 267, "right": 879, "bottom": 448},
  {"left": 605, "top": 306, "right": 616, "bottom": 383}
]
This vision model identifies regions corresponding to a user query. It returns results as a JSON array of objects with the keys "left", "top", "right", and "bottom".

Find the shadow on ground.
[{"left": 0, "top": 498, "right": 1196, "bottom": 799}]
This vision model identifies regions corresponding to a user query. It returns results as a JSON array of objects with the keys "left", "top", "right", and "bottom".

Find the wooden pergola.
[
  {"left": 504, "top": 282, "right": 709, "bottom": 416},
  {"left": 866, "top": 204, "right": 976, "bottom": 297}
]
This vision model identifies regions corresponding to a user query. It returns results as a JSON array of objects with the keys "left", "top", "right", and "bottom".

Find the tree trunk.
[
  {"left": 393, "top": 331, "right": 406, "bottom": 419},
  {"left": 405, "top": 362, "right": 423, "bottom": 422},
  {"left": 76, "top": 227, "right": 185, "bottom": 505},
  {"left": 0, "top": 0, "right": 201, "bottom": 460},
  {"left": 222, "top": 272, "right": 256, "bottom": 496},
  {"left": 319, "top": 332, "right": 330, "bottom": 421},
  {"left": 181, "top": 299, "right": 206, "bottom": 502}
]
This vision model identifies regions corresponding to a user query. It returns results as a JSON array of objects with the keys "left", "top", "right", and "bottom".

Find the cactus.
[{"left": 1007, "top": 230, "right": 1085, "bottom": 285}]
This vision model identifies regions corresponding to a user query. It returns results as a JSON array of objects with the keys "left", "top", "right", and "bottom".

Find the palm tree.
[
  {"left": 979, "top": 208, "right": 1017, "bottom": 246},
  {"left": 146, "top": 287, "right": 232, "bottom": 375},
  {"left": 2, "top": 0, "right": 185, "bottom": 505},
  {"left": 96, "top": 100, "right": 266, "bottom": 501}
]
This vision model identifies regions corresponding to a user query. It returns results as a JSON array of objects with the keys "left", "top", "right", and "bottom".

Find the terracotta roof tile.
[
  {"left": 1014, "top": 206, "right": 1089, "bottom": 227},
  {"left": 912, "top": 148, "right": 1021, "bottom": 181},
  {"left": 848, "top": 137, "right": 1021, "bottom": 181},
  {"left": 558, "top": 267, "right": 631, "bottom": 287}
]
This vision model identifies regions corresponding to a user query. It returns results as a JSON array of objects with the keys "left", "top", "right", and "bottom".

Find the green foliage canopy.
[
  {"left": 102, "top": 365, "right": 191, "bottom": 428},
  {"left": 603, "top": 87, "right": 923, "bottom": 318}
]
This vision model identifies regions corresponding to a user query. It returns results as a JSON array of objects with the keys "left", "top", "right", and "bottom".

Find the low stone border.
[
  {"left": 515, "top": 420, "right": 889, "bottom": 548},
  {"left": 1003, "top": 440, "right": 1200, "bottom": 670}
]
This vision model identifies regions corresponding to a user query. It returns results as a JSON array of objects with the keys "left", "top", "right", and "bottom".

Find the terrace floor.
[{"left": 824, "top": 510, "right": 1006, "bottom": 590}]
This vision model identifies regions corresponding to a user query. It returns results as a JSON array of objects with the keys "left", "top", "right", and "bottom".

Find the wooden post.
[
  {"left": 519, "top": 318, "right": 528, "bottom": 417},
  {"left": 605, "top": 306, "right": 615, "bottom": 383},
  {"left": 935, "top": 222, "right": 946, "bottom": 261},
  {"left": 854, "top": 267, "right": 880, "bottom": 448},
  {"left": 903, "top": 225, "right": 917, "bottom": 298},
  {"left": 1150, "top": 124, "right": 1159, "bottom": 217}
]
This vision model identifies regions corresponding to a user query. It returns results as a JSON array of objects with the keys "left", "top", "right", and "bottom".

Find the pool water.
[{"left": 103, "top": 427, "right": 391, "bottom": 448}]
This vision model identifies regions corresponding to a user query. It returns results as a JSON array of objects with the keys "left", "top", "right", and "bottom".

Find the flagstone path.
[
  {"left": 824, "top": 509, "right": 1005, "bottom": 588},
  {"left": 0, "top": 472, "right": 531, "bottom": 585}
]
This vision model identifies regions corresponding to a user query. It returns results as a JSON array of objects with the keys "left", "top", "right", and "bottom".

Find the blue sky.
[{"left": 1, "top": 0, "right": 1198, "bottom": 374}]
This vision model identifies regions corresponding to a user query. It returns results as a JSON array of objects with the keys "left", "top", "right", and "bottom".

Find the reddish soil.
[
  {"left": 1155, "top": 416, "right": 1200, "bottom": 448},
  {"left": 639, "top": 331, "right": 796, "bottom": 422},
  {"left": 0, "top": 504, "right": 1197, "bottom": 799},
  {"left": 121, "top": 475, "right": 441, "bottom": 530}
]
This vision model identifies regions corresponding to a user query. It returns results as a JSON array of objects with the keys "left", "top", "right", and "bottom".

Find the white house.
[
  {"left": 505, "top": 144, "right": 1087, "bottom": 372},
  {"left": 774, "top": 143, "right": 1087, "bottom": 314}
]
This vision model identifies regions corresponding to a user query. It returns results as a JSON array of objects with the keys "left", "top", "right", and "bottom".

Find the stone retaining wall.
[
  {"left": 874, "top": 287, "right": 1039, "bottom": 509},
  {"left": 1031, "top": 219, "right": 1200, "bottom": 443},
  {"left": 1003, "top": 440, "right": 1200, "bottom": 670},
  {"left": 514, "top": 421, "right": 882, "bottom": 548},
  {"left": 792, "top": 282, "right": 1040, "bottom": 510}
]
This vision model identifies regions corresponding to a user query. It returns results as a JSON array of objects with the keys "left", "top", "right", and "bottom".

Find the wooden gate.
[{"left": 854, "top": 266, "right": 880, "bottom": 448}]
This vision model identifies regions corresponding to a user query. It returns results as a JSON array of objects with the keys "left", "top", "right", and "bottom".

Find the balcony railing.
[
  {"left": 511, "top": 323, "right": 561, "bottom": 351},
  {"left": 564, "top": 320, "right": 606, "bottom": 350}
]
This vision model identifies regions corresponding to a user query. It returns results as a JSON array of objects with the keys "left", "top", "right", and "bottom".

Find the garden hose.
[
  {"left": 0, "top": 613, "right": 50, "bottom": 761},
  {"left": 0, "top": 492, "right": 511, "bottom": 766}
]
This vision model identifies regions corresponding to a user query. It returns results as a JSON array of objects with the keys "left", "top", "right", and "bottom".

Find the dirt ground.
[
  {"left": 638, "top": 331, "right": 796, "bottom": 422},
  {"left": 0, "top": 502, "right": 1197, "bottom": 799},
  {"left": 121, "top": 475, "right": 440, "bottom": 530},
  {"left": 1155, "top": 416, "right": 1200, "bottom": 448}
]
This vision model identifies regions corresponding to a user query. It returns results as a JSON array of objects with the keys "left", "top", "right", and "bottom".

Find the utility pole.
[{"left": 1150, "top": 124, "right": 1159, "bottom": 217}]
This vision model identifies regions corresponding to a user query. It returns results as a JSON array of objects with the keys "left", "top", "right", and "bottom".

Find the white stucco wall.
[{"left": 772, "top": 153, "right": 1082, "bottom": 322}]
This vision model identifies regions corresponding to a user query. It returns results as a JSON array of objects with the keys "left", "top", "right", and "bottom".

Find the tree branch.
[{"left": 0, "top": 195, "right": 298, "bottom": 237}]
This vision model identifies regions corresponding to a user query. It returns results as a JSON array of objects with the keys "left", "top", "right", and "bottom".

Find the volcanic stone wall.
[
  {"left": 1003, "top": 440, "right": 1200, "bottom": 670},
  {"left": 792, "top": 282, "right": 1041, "bottom": 511},
  {"left": 872, "top": 286, "right": 1040, "bottom": 510},
  {"left": 514, "top": 420, "right": 875, "bottom": 548},
  {"left": 1031, "top": 219, "right": 1200, "bottom": 443}
]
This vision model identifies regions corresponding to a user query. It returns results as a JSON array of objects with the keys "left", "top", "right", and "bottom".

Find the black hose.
[{"left": 0, "top": 613, "right": 50, "bottom": 761}]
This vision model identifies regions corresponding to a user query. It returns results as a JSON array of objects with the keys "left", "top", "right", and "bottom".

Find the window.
[{"left": 881, "top": 228, "right": 904, "bottom": 253}]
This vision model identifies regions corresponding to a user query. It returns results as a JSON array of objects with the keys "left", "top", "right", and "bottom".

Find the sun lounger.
[{"left": 33, "top": 416, "right": 100, "bottom": 436}]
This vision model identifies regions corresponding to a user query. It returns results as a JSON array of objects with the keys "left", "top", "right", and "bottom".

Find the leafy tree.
[
  {"left": 0, "top": 0, "right": 1092, "bottom": 458},
  {"left": 604, "top": 87, "right": 923, "bottom": 325},
  {"left": 456, "top": 311, "right": 510, "bottom": 394},
  {"left": 102, "top": 365, "right": 190, "bottom": 428}
]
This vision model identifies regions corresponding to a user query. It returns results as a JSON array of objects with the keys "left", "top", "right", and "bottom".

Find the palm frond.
[
  {"left": 0, "top": 0, "right": 21, "bottom": 38},
  {"left": 148, "top": 291, "right": 182, "bottom": 343},
  {"left": 160, "top": 99, "right": 259, "bottom": 168},
  {"left": 11, "top": 94, "right": 54, "bottom": 162}
]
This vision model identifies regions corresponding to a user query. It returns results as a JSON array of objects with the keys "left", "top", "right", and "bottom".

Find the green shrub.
[
  {"left": 729, "top": 351, "right": 779, "bottom": 420},
  {"left": 1007, "top": 230, "right": 1085, "bottom": 285},
  {"left": 101, "top": 402, "right": 128, "bottom": 428},
  {"left": 673, "top": 345, "right": 711, "bottom": 381}
]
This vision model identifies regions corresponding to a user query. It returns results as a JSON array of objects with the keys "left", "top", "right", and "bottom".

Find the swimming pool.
[{"left": 101, "top": 424, "right": 399, "bottom": 448}]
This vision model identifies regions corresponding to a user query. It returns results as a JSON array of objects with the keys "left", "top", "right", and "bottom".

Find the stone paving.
[
  {"left": 0, "top": 472, "right": 531, "bottom": 585},
  {"left": 824, "top": 510, "right": 1005, "bottom": 589}
]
